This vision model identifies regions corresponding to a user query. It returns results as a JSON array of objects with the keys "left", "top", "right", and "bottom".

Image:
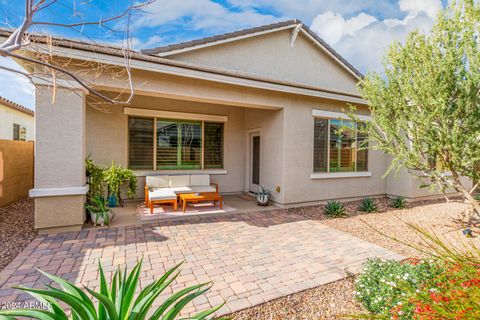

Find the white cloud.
[
  {"left": 310, "top": 12, "right": 377, "bottom": 45},
  {"left": 227, "top": 0, "right": 402, "bottom": 23},
  {"left": 310, "top": 0, "right": 443, "bottom": 73},
  {"left": 399, "top": 0, "right": 443, "bottom": 18},
  {"left": 0, "top": 58, "right": 34, "bottom": 110},
  {"left": 133, "top": 0, "right": 278, "bottom": 33}
]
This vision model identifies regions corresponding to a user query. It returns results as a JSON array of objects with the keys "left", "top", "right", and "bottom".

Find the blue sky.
[{"left": 0, "top": 0, "right": 448, "bottom": 110}]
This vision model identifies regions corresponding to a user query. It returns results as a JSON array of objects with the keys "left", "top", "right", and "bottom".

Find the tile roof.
[
  {"left": 0, "top": 96, "right": 34, "bottom": 116},
  {"left": 141, "top": 19, "right": 363, "bottom": 79},
  {"left": 0, "top": 22, "right": 363, "bottom": 99}
]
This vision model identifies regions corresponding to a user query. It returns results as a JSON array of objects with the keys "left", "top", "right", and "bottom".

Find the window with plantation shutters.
[
  {"left": 128, "top": 116, "right": 224, "bottom": 171},
  {"left": 204, "top": 122, "right": 223, "bottom": 169},
  {"left": 128, "top": 117, "right": 154, "bottom": 170},
  {"left": 313, "top": 117, "right": 368, "bottom": 173}
]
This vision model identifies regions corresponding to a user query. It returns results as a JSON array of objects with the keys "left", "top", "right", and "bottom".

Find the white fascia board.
[
  {"left": 25, "top": 44, "right": 366, "bottom": 105},
  {"left": 124, "top": 108, "right": 228, "bottom": 122},
  {"left": 312, "top": 109, "right": 371, "bottom": 121}
]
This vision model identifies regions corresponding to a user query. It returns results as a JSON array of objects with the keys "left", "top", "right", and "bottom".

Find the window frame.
[
  {"left": 128, "top": 116, "right": 225, "bottom": 171},
  {"left": 313, "top": 116, "right": 369, "bottom": 174}
]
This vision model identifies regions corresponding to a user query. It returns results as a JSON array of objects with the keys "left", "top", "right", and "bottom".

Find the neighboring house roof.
[
  {"left": 0, "top": 24, "right": 363, "bottom": 100},
  {"left": 0, "top": 96, "right": 34, "bottom": 116},
  {"left": 141, "top": 20, "right": 364, "bottom": 80}
]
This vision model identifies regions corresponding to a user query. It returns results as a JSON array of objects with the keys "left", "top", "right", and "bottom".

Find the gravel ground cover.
[
  {"left": 228, "top": 198, "right": 478, "bottom": 320},
  {"left": 0, "top": 198, "right": 36, "bottom": 271},
  {"left": 230, "top": 276, "right": 362, "bottom": 320}
]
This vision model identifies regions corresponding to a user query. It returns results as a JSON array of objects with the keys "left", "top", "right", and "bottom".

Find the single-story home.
[
  {"left": 0, "top": 96, "right": 34, "bottom": 141},
  {"left": 0, "top": 20, "right": 469, "bottom": 234}
]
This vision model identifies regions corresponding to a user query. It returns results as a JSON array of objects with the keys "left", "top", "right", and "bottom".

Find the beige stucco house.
[
  {"left": 0, "top": 96, "right": 34, "bottom": 141},
  {"left": 1, "top": 20, "right": 466, "bottom": 234}
]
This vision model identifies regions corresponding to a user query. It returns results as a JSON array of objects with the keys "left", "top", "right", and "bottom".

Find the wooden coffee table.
[{"left": 180, "top": 193, "right": 223, "bottom": 213}]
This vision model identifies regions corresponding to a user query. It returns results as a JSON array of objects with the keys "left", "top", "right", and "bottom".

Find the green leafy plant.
[
  {"left": 85, "top": 195, "right": 115, "bottom": 226},
  {"left": 324, "top": 200, "right": 347, "bottom": 217},
  {"left": 358, "top": 197, "right": 378, "bottom": 213},
  {"left": 354, "top": 223, "right": 480, "bottom": 319},
  {"left": 391, "top": 196, "right": 408, "bottom": 209},
  {"left": 355, "top": 0, "right": 480, "bottom": 219},
  {"left": 0, "top": 260, "right": 224, "bottom": 320},
  {"left": 355, "top": 258, "right": 442, "bottom": 319},
  {"left": 103, "top": 161, "right": 137, "bottom": 207},
  {"left": 86, "top": 156, "right": 105, "bottom": 201}
]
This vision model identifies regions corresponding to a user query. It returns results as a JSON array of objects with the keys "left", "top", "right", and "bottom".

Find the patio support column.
[{"left": 30, "top": 83, "right": 88, "bottom": 234}]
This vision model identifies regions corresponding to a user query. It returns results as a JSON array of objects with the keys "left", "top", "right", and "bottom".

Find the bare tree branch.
[{"left": 0, "top": 0, "right": 155, "bottom": 105}]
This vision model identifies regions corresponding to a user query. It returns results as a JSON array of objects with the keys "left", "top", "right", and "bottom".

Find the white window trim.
[
  {"left": 310, "top": 172, "right": 372, "bottom": 179},
  {"left": 312, "top": 109, "right": 371, "bottom": 122},
  {"left": 124, "top": 108, "right": 228, "bottom": 123}
]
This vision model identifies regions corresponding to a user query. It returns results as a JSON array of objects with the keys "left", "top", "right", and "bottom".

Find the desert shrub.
[
  {"left": 324, "top": 200, "right": 347, "bottom": 217},
  {"left": 391, "top": 196, "right": 408, "bottom": 209},
  {"left": 355, "top": 258, "right": 442, "bottom": 319},
  {"left": 358, "top": 197, "right": 378, "bottom": 213}
]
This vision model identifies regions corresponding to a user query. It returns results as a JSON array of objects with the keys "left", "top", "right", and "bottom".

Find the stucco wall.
[
  {"left": 243, "top": 108, "right": 285, "bottom": 204},
  {"left": 0, "top": 104, "right": 34, "bottom": 141},
  {"left": 168, "top": 30, "right": 359, "bottom": 96},
  {"left": 282, "top": 98, "right": 389, "bottom": 205},
  {"left": 86, "top": 96, "right": 252, "bottom": 196}
]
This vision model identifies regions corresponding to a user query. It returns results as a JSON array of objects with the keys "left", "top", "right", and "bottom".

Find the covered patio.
[{"left": 101, "top": 194, "right": 277, "bottom": 228}]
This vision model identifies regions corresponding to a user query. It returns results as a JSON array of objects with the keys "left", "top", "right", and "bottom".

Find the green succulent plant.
[
  {"left": 324, "top": 200, "right": 347, "bottom": 217},
  {"left": 391, "top": 196, "right": 408, "bottom": 209},
  {"left": 0, "top": 260, "right": 223, "bottom": 320},
  {"left": 358, "top": 197, "right": 378, "bottom": 213}
]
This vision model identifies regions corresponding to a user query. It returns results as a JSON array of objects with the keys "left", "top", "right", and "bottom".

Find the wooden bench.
[{"left": 179, "top": 192, "right": 223, "bottom": 213}]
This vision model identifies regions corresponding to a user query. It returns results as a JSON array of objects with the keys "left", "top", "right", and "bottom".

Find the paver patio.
[{"left": 0, "top": 209, "right": 403, "bottom": 316}]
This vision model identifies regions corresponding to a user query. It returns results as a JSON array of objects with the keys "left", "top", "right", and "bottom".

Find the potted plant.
[
  {"left": 256, "top": 186, "right": 271, "bottom": 206},
  {"left": 85, "top": 196, "right": 115, "bottom": 227},
  {"left": 103, "top": 161, "right": 137, "bottom": 207}
]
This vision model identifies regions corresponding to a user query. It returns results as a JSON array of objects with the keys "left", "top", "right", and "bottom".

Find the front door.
[{"left": 249, "top": 133, "right": 261, "bottom": 193}]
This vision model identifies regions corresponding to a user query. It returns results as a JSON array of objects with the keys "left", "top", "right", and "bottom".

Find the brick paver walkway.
[{"left": 0, "top": 210, "right": 402, "bottom": 316}]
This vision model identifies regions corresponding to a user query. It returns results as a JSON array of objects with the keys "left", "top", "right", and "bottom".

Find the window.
[
  {"left": 313, "top": 118, "right": 368, "bottom": 173},
  {"left": 128, "top": 116, "right": 224, "bottom": 170},
  {"left": 13, "top": 123, "right": 26, "bottom": 141}
]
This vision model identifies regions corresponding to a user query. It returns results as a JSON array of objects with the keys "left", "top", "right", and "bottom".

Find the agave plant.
[
  {"left": 391, "top": 196, "right": 407, "bottom": 209},
  {"left": 0, "top": 260, "right": 223, "bottom": 320},
  {"left": 358, "top": 197, "right": 378, "bottom": 213},
  {"left": 324, "top": 200, "right": 347, "bottom": 217}
]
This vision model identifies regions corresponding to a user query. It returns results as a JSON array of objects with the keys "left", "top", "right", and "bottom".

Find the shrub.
[
  {"left": 0, "top": 260, "right": 223, "bottom": 319},
  {"left": 355, "top": 258, "right": 442, "bottom": 319},
  {"left": 324, "top": 200, "right": 347, "bottom": 217},
  {"left": 102, "top": 161, "right": 137, "bottom": 206},
  {"left": 86, "top": 157, "right": 105, "bottom": 201},
  {"left": 391, "top": 196, "right": 408, "bottom": 209},
  {"left": 358, "top": 197, "right": 378, "bottom": 212}
]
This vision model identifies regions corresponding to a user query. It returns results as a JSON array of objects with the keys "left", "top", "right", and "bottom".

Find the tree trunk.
[{"left": 451, "top": 172, "right": 480, "bottom": 225}]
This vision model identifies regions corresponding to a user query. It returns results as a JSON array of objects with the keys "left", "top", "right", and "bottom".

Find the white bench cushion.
[
  {"left": 149, "top": 189, "right": 176, "bottom": 201},
  {"left": 169, "top": 175, "right": 190, "bottom": 187},
  {"left": 170, "top": 186, "right": 193, "bottom": 194},
  {"left": 190, "top": 175, "right": 210, "bottom": 186},
  {"left": 191, "top": 185, "right": 217, "bottom": 193},
  {"left": 146, "top": 176, "right": 169, "bottom": 188}
]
